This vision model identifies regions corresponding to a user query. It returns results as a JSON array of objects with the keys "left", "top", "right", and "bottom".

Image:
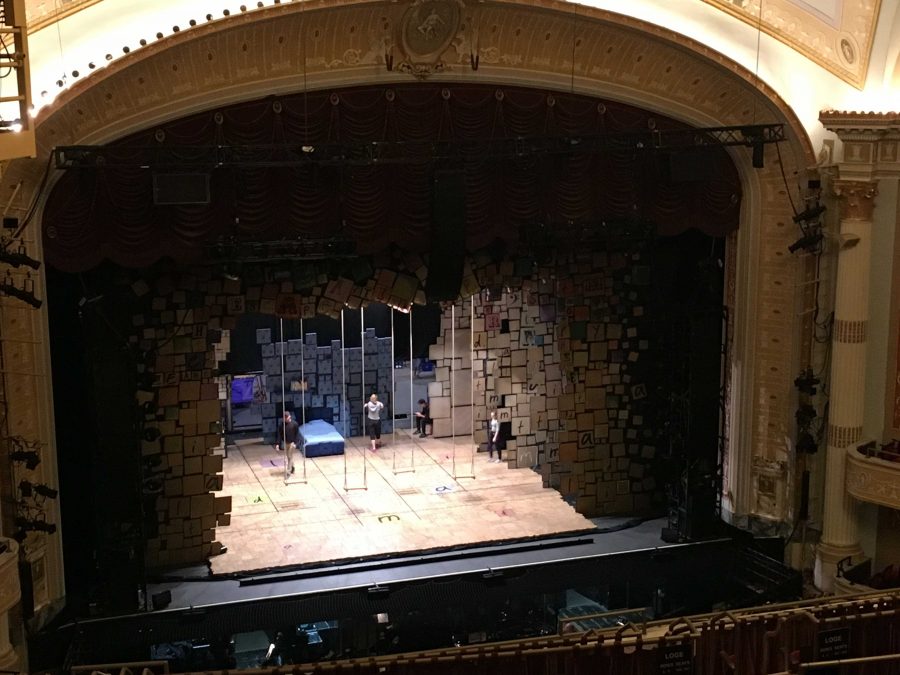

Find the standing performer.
[
  {"left": 415, "top": 398, "right": 431, "bottom": 438},
  {"left": 488, "top": 410, "right": 501, "bottom": 463},
  {"left": 365, "top": 393, "right": 385, "bottom": 451},
  {"left": 275, "top": 410, "right": 300, "bottom": 474}
]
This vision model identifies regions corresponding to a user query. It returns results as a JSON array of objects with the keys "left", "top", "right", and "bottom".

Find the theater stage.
[{"left": 213, "top": 431, "right": 595, "bottom": 575}]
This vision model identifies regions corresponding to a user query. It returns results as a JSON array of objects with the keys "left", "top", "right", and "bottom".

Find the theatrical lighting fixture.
[
  {"left": 14, "top": 517, "right": 57, "bottom": 534},
  {"left": 10, "top": 450, "right": 40, "bottom": 470},
  {"left": 788, "top": 231, "right": 823, "bottom": 254},
  {"left": 0, "top": 246, "right": 41, "bottom": 269},
  {"left": 0, "top": 281, "right": 42, "bottom": 308},
  {"left": 797, "top": 431, "right": 818, "bottom": 454},
  {"left": 796, "top": 403, "right": 817, "bottom": 429},
  {"left": 792, "top": 203, "right": 826, "bottom": 223},
  {"left": 19, "top": 481, "right": 58, "bottom": 499},
  {"left": 751, "top": 142, "right": 764, "bottom": 168},
  {"left": 794, "top": 368, "right": 820, "bottom": 396}
]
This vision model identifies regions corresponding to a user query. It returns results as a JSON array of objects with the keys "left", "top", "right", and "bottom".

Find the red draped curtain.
[{"left": 43, "top": 85, "right": 742, "bottom": 272}]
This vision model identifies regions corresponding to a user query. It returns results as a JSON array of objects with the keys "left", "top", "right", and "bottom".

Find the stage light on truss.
[
  {"left": 19, "top": 480, "right": 57, "bottom": 499},
  {"left": 14, "top": 516, "right": 56, "bottom": 535},
  {"left": 796, "top": 432, "right": 818, "bottom": 454},
  {"left": 795, "top": 403, "right": 817, "bottom": 429},
  {"left": 10, "top": 449, "right": 40, "bottom": 470},
  {"left": 751, "top": 142, "right": 764, "bottom": 168},
  {"left": 788, "top": 232, "right": 823, "bottom": 254},
  {"left": 794, "top": 368, "right": 820, "bottom": 396},
  {"left": 792, "top": 204, "right": 826, "bottom": 223},
  {"left": 0, "top": 245, "right": 40, "bottom": 269}
]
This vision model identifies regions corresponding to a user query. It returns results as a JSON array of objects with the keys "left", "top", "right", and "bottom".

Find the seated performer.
[
  {"left": 415, "top": 398, "right": 431, "bottom": 438},
  {"left": 365, "top": 393, "right": 385, "bottom": 451},
  {"left": 274, "top": 410, "right": 300, "bottom": 474}
]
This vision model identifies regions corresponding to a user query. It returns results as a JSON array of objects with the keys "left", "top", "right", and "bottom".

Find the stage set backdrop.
[{"left": 44, "top": 85, "right": 741, "bottom": 569}]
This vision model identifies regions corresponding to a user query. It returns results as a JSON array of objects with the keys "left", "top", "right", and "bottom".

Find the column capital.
[
  {"left": 819, "top": 111, "right": 900, "bottom": 180},
  {"left": 833, "top": 179, "right": 878, "bottom": 221}
]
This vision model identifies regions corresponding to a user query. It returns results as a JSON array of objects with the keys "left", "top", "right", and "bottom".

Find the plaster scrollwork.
[
  {"left": 846, "top": 448, "right": 900, "bottom": 510},
  {"left": 397, "top": 0, "right": 464, "bottom": 78},
  {"left": 833, "top": 179, "right": 878, "bottom": 221}
]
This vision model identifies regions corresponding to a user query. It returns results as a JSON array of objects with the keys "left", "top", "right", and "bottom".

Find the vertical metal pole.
[
  {"left": 360, "top": 306, "right": 367, "bottom": 489},
  {"left": 470, "top": 294, "right": 476, "bottom": 477},
  {"left": 225, "top": 375, "right": 233, "bottom": 433},
  {"left": 451, "top": 303, "right": 456, "bottom": 477},
  {"left": 280, "top": 318, "right": 289, "bottom": 482},
  {"left": 342, "top": 309, "right": 348, "bottom": 490},
  {"left": 299, "top": 318, "right": 307, "bottom": 482},
  {"left": 391, "top": 308, "right": 397, "bottom": 473},
  {"left": 409, "top": 305, "right": 416, "bottom": 472}
]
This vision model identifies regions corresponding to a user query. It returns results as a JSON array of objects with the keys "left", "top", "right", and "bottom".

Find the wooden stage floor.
[{"left": 212, "top": 432, "right": 595, "bottom": 574}]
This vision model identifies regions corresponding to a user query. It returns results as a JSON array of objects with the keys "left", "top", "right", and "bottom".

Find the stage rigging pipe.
[
  {"left": 470, "top": 294, "right": 476, "bottom": 477},
  {"left": 297, "top": 318, "right": 308, "bottom": 483},
  {"left": 451, "top": 303, "right": 456, "bottom": 477},
  {"left": 409, "top": 305, "right": 416, "bottom": 472},
  {"left": 341, "top": 309, "right": 349, "bottom": 490},
  {"left": 391, "top": 307, "right": 397, "bottom": 471},
  {"left": 358, "top": 306, "right": 368, "bottom": 490},
  {"left": 393, "top": 307, "right": 414, "bottom": 475},
  {"left": 280, "top": 318, "right": 290, "bottom": 483}
]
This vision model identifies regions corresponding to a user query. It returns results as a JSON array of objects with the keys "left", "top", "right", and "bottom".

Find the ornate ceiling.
[
  {"left": 26, "top": 0, "right": 884, "bottom": 89},
  {"left": 702, "top": 0, "right": 882, "bottom": 88}
]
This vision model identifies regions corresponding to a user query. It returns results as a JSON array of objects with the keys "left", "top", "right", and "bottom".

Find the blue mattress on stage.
[{"left": 300, "top": 419, "right": 345, "bottom": 457}]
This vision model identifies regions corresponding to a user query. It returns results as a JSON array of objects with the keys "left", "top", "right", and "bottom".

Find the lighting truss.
[
  {"left": 52, "top": 124, "right": 785, "bottom": 170},
  {"left": 208, "top": 237, "right": 357, "bottom": 263}
]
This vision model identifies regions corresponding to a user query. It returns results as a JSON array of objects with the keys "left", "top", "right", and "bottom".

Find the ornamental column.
[{"left": 814, "top": 179, "right": 877, "bottom": 592}]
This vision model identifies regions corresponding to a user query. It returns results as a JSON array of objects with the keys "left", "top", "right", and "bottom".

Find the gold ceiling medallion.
[{"left": 397, "top": 0, "right": 462, "bottom": 79}]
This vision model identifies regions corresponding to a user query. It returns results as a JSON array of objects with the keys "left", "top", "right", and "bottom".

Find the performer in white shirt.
[
  {"left": 364, "top": 393, "right": 385, "bottom": 451},
  {"left": 488, "top": 411, "right": 501, "bottom": 463}
]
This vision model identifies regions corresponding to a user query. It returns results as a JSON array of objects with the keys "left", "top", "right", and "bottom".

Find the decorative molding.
[
  {"left": 396, "top": 0, "right": 463, "bottom": 78},
  {"left": 828, "top": 423, "right": 863, "bottom": 449},
  {"left": 702, "top": 0, "right": 881, "bottom": 89},
  {"left": 846, "top": 447, "right": 900, "bottom": 510},
  {"left": 833, "top": 318, "right": 867, "bottom": 344},
  {"left": 833, "top": 180, "right": 878, "bottom": 221},
  {"left": 820, "top": 112, "right": 900, "bottom": 180},
  {"left": 0, "top": 539, "right": 21, "bottom": 614},
  {"left": 25, "top": 0, "right": 103, "bottom": 34}
]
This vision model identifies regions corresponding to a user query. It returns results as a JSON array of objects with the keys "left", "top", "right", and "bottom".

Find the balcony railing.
[{"left": 846, "top": 441, "right": 900, "bottom": 510}]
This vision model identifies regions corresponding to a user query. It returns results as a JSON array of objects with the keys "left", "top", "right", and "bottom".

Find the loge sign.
[{"left": 658, "top": 643, "right": 693, "bottom": 674}]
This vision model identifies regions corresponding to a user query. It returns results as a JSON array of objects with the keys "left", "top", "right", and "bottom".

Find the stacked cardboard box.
[
  {"left": 259, "top": 329, "right": 394, "bottom": 441},
  {"left": 130, "top": 246, "right": 657, "bottom": 567},
  {"left": 427, "top": 251, "right": 655, "bottom": 517}
]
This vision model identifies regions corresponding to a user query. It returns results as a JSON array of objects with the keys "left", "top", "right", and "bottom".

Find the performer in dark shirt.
[
  {"left": 275, "top": 410, "right": 300, "bottom": 474},
  {"left": 414, "top": 399, "right": 431, "bottom": 438}
]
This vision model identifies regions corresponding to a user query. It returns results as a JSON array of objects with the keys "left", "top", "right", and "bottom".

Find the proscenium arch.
[{"left": 7, "top": 0, "right": 817, "bottom": 526}]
